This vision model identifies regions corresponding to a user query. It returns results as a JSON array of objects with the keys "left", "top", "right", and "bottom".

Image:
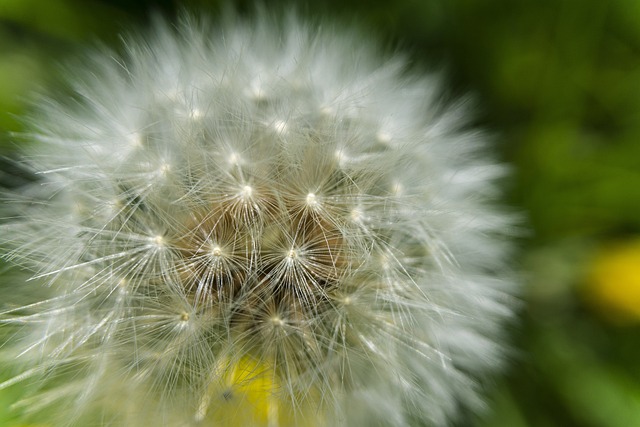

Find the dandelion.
[
  {"left": 585, "top": 239, "right": 640, "bottom": 323},
  {"left": 0, "top": 9, "right": 517, "bottom": 427}
]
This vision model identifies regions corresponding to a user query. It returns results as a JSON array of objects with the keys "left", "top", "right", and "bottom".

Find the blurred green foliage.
[{"left": 1, "top": 0, "right": 640, "bottom": 426}]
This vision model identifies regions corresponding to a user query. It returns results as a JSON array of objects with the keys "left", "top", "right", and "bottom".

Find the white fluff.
[{"left": 0, "top": 10, "right": 517, "bottom": 427}]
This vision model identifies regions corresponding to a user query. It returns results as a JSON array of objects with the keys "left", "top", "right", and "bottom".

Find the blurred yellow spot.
[
  {"left": 586, "top": 239, "right": 640, "bottom": 322},
  {"left": 200, "top": 356, "right": 319, "bottom": 427}
]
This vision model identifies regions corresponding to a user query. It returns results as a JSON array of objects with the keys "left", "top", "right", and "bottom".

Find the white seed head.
[{"left": 0, "top": 9, "right": 517, "bottom": 427}]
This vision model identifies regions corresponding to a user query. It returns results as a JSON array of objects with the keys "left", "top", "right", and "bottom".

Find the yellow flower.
[
  {"left": 202, "top": 357, "right": 318, "bottom": 427},
  {"left": 586, "top": 239, "right": 640, "bottom": 322}
]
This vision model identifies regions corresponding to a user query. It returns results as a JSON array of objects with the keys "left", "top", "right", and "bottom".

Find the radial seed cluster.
[{"left": 0, "top": 11, "right": 516, "bottom": 427}]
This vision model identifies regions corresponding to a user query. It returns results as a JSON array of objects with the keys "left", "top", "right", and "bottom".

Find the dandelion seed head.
[{"left": 0, "top": 8, "right": 517, "bottom": 427}]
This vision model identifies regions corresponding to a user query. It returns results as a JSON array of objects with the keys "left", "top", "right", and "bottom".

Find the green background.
[{"left": 2, "top": 0, "right": 640, "bottom": 426}]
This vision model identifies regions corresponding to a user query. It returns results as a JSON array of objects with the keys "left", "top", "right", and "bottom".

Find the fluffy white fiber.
[{"left": 0, "top": 8, "right": 517, "bottom": 427}]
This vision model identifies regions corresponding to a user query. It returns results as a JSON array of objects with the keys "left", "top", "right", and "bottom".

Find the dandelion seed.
[
  {"left": 240, "top": 185, "right": 253, "bottom": 200},
  {"left": 272, "top": 120, "right": 289, "bottom": 135},
  {"left": 376, "top": 131, "right": 392, "bottom": 145},
  {"left": 189, "top": 108, "right": 203, "bottom": 120},
  {"left": 0, "top": 8, "right": 517, "bottom": 427},
  {"left": 210, "top": 245, "right": 223, "bottom": 258},
  {"left": 305, "top": 193, "right": 318, "bottom": 207}
]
